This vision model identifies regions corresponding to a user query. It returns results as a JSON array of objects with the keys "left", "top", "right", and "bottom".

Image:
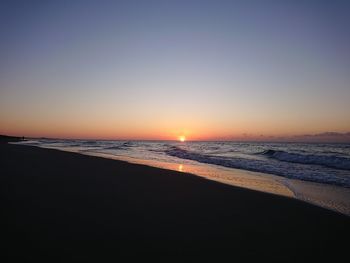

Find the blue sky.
[{"left": 1, "top": 0, "right": 349, "bottom": 139}]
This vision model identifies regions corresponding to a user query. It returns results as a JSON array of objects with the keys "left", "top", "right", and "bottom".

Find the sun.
[{"left": 179, "top": 136, "right": 186, "bottom": 142}]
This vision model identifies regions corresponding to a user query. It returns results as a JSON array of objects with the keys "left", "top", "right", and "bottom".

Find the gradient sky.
[{"left": 1, "top": 0, "right": 350, "bottom": 140}]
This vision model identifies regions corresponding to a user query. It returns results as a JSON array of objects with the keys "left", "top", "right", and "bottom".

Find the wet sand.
[{"left": 1, "top": 140, "right": 349, "bottom": 262}]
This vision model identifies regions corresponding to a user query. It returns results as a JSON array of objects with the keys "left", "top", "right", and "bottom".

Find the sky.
[{"left": 0, "top": 0, "right": 350, "bottom": 141}]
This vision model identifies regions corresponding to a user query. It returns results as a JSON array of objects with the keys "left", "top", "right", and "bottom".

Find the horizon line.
[{"left": 3, "top": 133, "right": 350, "bottom": 144}]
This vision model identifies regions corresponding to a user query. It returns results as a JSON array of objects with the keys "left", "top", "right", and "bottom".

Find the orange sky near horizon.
[{"left": 1, "top": 112, "right": 349, "bottom": 141}]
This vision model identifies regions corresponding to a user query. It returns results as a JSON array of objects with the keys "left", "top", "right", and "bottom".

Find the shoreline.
[
  {"left": 1, "top": 141, "right": 349, "bottom": 261},
  {"left": 14, "top": 141, "right": 350, "bottom": 216},
  {"left": 66, "top": 150, "right": 350, "bottom": 217},
  {"left": 114, "top": 155, "right": 350, "bottom": 216}
]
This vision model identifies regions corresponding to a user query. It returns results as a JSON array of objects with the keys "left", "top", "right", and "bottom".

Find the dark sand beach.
[{"left": 1, "top": 138, "right": 349, "bottom": 262}]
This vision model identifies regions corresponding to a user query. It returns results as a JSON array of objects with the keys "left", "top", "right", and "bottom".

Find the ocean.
[{"left": 14, "top": 139, "right": 350, "bottom": 215}]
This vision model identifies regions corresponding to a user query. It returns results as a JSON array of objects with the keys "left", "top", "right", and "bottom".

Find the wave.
[
  {"left": 102, "top": 146, "right": 123, "bottom": 150},
  {"left": 100, "top": 141, "right": 136, "bottom": 151},
  {"left": 261, "top": 150, "right": 350, "bottom": 170},
  {"left": 66, "top": 143, "right": 82, "bottom": 147},
  {"left": 103, "top": 145, "right": 130, "bottom": 150},
  {"left": 82, "top": 140, "right": 98, "bottom": 145},
  {"left": 122, "top": 141, "right": 134, "bottom": 147},
  {"left": 165, "top": 146, "right": 350, "bottom": 187}
]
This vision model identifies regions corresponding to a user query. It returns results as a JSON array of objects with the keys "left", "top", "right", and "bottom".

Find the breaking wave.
[
  {"left": 261, "top": 150, "right": 350, "bottom": 170},
  {"left": 165, "top": 146, "right": 350, "bottom": 187}
]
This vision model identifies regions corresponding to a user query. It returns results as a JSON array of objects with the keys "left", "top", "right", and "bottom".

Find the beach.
[
  {"left": 1, "top": 140, "right": 349, "bottom": 262},
  {"left": 15, "top": 139, "right": 350, "bottom": 215}
]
